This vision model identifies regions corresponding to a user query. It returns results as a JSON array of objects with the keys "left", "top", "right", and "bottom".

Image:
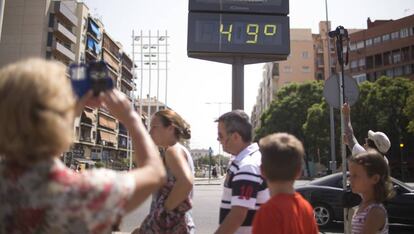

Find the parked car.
[{"left": 296, "top": 172, "right": 414, "bottom": 227}]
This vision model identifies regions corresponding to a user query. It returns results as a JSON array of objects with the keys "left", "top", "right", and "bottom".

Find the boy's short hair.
[
  {"left": 259, "top": 133, "right": 304, "bottom": 181},
  {"left": 0, "top": 58, "right": 75, "bottom": 166}
]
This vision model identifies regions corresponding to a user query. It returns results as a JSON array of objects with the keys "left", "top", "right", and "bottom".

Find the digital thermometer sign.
[{"left": 187, "top": 12, "right": 290, "bottom": 62}]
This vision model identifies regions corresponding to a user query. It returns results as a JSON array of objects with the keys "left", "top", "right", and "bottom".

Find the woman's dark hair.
[
  {"left": 349, "top": 150, "right": 395, "bottom": 203},
  {"left": 155, "top": 109, "right": 191, "bottom": 140}
]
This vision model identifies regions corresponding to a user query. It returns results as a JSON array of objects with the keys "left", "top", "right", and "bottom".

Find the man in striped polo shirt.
[{"left": 214, "top": 110, "right": 269, "bottom": 234}]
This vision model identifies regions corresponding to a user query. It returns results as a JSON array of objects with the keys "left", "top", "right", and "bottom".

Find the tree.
[
  {"left": 404, "top": 85, "right": 414, "bottom": 134},
  {"left": 255, "top": 81, "right": 324, "bottom": 141},
  {"left": 303, "top": 102, "right": 331, "bottom": 165}
]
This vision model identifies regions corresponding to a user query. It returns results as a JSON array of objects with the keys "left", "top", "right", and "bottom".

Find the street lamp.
[{"left": 205, "top": 101, "right": 231, "bottom": 175}]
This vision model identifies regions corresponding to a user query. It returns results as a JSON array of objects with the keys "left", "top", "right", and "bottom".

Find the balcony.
[
  {"left": 121, "top": 76, "right": 135, "bottom": 90},
  {"left": 54, "top": 22, "right": 76, "bottom": 44},
  {"left": 52, "top": 41, "right": 75, "bottom": 62},
  {"left": 55, "top": 2, "right": 77, "bottom": 27}
]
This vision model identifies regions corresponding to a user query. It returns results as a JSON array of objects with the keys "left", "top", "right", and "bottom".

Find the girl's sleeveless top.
[{"left": 352, "top": 203, "right": 388, "bottom": 234}]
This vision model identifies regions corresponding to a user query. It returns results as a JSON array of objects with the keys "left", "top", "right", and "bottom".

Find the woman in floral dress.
[
  {"left": 0, "top": 58, "right": 166, "bottom": 234},
  {"left": 135, "top": 109, "right": 196, "bottom": 234}
]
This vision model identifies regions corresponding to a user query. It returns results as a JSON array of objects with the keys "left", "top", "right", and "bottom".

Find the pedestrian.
[
  {"left": 0, "top": 58, "right": 166, "bottom": 233},
  {"left": 214, "top": 110, "right": 269, "bottom": 234},
  {"left": 252, "top": 133, "right": 319, "bottom": 234},
  {"left": 342, "top": 103, "right": 391, "bottom": 162},
  {"left": 134, "top": 109, "right": 195, "bottom": 234},
  {"left": 348, "top": 150, "right": 395, "bottom": 234},
  {"left": 212, "top": 166, "right": 218, "bottom": 178}
]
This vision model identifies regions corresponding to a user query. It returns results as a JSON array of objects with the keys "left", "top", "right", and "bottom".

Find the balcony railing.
[
  {"left": 53, "top": 41, "right": 75, "bottom": 62},
  {"left": 55, "top": 2, "right": 77, "bottom": 26},
  {"left": 54, "top": 22, "right": 76, "bottom": 44}
]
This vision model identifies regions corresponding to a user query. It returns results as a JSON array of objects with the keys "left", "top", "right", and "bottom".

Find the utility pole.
[
  {"left": 0, "top": 0, "right": 5, "bottom": 42},
  {"left": 205, "top": 101, "right": 231, "bottom": 175}
]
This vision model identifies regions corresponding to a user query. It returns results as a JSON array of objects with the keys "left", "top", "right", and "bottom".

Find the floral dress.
[
  {"left": 0, "top": 158, "right": 136, "bottom": 234},
  {"left": 139, "top": 144, "right": 195, "bottom": 234}
]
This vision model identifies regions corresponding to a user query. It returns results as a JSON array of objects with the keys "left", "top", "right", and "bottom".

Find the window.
[
  {"left": 353, "top": 74, "right": 367, "bottom": 83},
  {"left": 384, "top": 52, "right": 392, "bottom": 65},
  {"left": 283, "top": 66, "right": 292, "bottom": 73},
  {"left": 365, "top": 38, "right": 372, "bottom": 47},
  {"left": 349, "top": 43, "right": 356, "bottom": 51},
  {"left": 317, "top": 73, "right": 324, "bottom": 80},
  {"left": 401, "top": 47, "right": 409, "bottom": 61},
  {"left": 271, "top": 63, "right": 279, "bottom": 76},
  {"left": 373, "top": 36, "right": 381, "bottom": 44},
  {"left": 356, "top": 41, "right": 364, "bottom": 49},
  {"left": 393, "top": 50, "right": 401, "bottom": 63},
  {"left": 404, "top": 65, "right": 412, "bottom": 75},
  {"left": 358, "top": 58, "right": 365, "bottom": 67},
  {"left": 374, "top": 54, "right": 382, "bottom": 67},
  {"left": 366, "top": 56, "right": 374, "bottom": 69},
  {"left": 391, "top": 31, "right": 399, "bottom": 40},
  {"left": 301, "top": 51, "right": 309, "bottom": 59},
  {"left": 400, "top": 28, "right": 409, "bottom": 38},
  {"left": 386, "top": 69, "right": 394, "bottom": 77},
  {"left": 394, "top": 67, "right": 403, "bottom": 77},
  {"left": 46, "top": 51, "right": 52, "bottom": 59},
  {"left": 301, "top": 66, "right": 310, "bottom": 73},
  {"left": 382, "top": 34, "right": 390, "bottom": 42},
  {"left": 351, "top": 60, "right": 358, "bottom": 69},
  {"left": 48, "top": 13, "right": 55, "bottom": 27},
  {"left": 47, "top": 32, "right": 53, "bottom": 46}
]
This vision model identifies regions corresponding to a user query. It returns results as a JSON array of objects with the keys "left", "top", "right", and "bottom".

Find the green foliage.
[
  {"left": 404, "top": 86, "right": 414, "bottom": 134},
  {"left": 255, "top": 76, "right": 414, "bottom": 178},
  {"left": 255, "top": 81, "right": 323, "bottom": 141}
]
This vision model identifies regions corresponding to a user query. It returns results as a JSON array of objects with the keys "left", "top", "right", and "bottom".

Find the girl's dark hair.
[
  {"left": 155, "top": 109, "right": 191, "bottom": 140},
  {"left": 349, "top": 150, "right": 395, "bottom": 203}
]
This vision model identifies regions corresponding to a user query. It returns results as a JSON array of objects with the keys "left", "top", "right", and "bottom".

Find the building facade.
[
  {"left": 251, "top": 22, "right": 363, "bottom": 131},
  {"left": 346, "top": 15, "right": 414, "bottom": 82},
  {"left": 251, "top": 27, "right": 320, "bottom": 130},
  {"left": 0, "top": 0, "right": 137, "bottom": 170}
]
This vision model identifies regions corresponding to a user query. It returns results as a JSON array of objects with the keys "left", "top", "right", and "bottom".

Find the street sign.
[
  {"left": 323, "top": 74, "right": 359, "bottom": 109},
  {"left": 189, "top": 0, "right": 289, "bottom": 15}
]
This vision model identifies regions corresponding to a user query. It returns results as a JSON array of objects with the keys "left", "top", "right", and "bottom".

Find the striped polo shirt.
[{"left": 219, "top": 143, "right": 269, "bottom": 234}]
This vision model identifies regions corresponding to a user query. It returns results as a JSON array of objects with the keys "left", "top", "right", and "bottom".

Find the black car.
[{"left": 296, "top": 173, "right": 414, "bottom": 227}]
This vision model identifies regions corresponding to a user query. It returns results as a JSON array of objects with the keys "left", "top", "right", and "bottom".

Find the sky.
[{"left": 82, "top": 0, "right": 413, "bottom": 154}]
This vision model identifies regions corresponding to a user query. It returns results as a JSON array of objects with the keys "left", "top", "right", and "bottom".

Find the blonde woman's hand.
[{"left": 74, "top": 91, "right": 103, "bottom": 117}]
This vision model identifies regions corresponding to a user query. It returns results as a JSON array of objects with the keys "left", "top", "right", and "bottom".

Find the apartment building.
[
  {"left": 0, "top": 0, "right": 80, "bottom": 66},
  {"left": 251, "top": 22, "right": 363, "bottom": 130},
  {"left": 347, "top": 14, "right": 414, "bottom": 82},
  {"left": 251, "top": 28, "right": 317, "bottom": 130},
  {"left": 0, "top": 0, "right": 136, "bottom": 170}
]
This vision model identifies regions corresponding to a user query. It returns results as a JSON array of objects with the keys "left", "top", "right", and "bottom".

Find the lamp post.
[{"left": 205, "top": 101, "right": 231, "bottom": 175}]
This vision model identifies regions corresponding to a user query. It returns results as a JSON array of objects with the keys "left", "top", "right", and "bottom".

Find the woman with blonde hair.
[
  {"left": 0, "top": 58, "right": 166, "bottom": 233},
  {"left": 135, "top": 109, "right": 196, "bottom": 233}
]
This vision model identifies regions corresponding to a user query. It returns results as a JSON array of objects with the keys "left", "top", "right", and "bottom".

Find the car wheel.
[{"left": 313, "top": 203, "right": 333, "bottom": 227}]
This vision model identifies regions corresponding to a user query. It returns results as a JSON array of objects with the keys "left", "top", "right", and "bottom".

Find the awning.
[
  {"left": 99, "top": 131, "right": 117, "bottom": 144},
  {"left": 87, "top": 37, "right": 94, "bottom": 51},
  {"left": 83, "top": 110, "right": 95, "bottom": 123},
  {"left": 98, "top": 115, "right": 116, "bottom": 130},
  {"left": 94, "top": 41, "right": 101, "bottom": 55},
  {"left": 89, "top": 21, "right": 101, "bottom": 38}
]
